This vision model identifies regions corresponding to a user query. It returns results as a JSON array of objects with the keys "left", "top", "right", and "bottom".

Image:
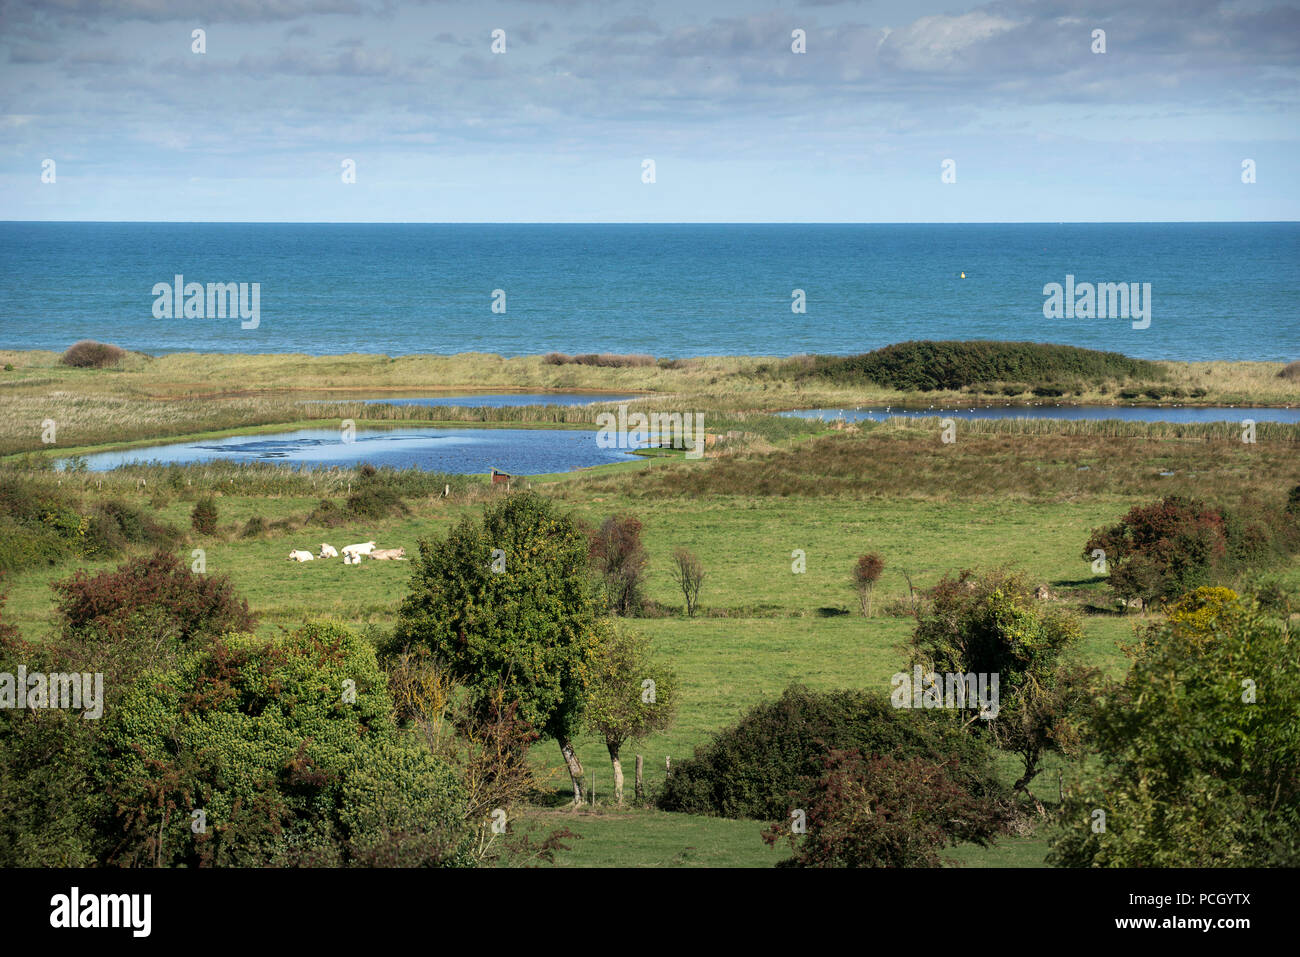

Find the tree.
[
  {"left": 910, "top": 570, "right": 1094, "bottom": 803},
  {"left": 1083, "top": 495, "right": 1229, "bottom": 605},
  {"left": 587, "top": 514, "right": 648, "bottom": 616},
  {"left": 585, "top": 627, "right": 677, "bottom": 804},
  {"left": 852, "top": 553, "right": 885, "bottom": 617},
  {"left": 1051, "top": 591, "right": 1300, "bottom": 867},
  {"left": 392, "top": 492, "right": 603, "bottom": 805},
  {"left": 671, "top": 547, "right": 705, "bottom": 618},
  {"left": 763, "top": 748, "right": 1004, "bottom": 868}
]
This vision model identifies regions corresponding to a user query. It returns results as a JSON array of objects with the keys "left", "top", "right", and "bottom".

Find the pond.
[
  {"left": 64, "top": 427, "right": 645, "bottom": 474},
  {"left": 782, "top": 405, "right": 1300, "bottom": 424}
]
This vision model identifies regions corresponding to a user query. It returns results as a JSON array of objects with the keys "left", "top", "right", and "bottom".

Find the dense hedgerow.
[
  {"left": 656, "top": 684, "right": 1008, "bottom": 820},
  {"left": 1084, "top": 494, "right": 1300, "bottom": 604},
  {"left": 97, "top": 623, "right": 474, "bottom": 867},
  {"left": 0, "top": 478, "right": 179, "bottom": 573},
  {"left": 61, "top": 340, "right": 127, "bottom": 368},
  {"left": 769, "top": 340, "right": 1165, "bottom": 391}
]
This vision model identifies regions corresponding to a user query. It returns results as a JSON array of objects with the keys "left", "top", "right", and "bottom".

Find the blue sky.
[{"left": 1, "top": 0, "right": 1297, "bottom": 222}]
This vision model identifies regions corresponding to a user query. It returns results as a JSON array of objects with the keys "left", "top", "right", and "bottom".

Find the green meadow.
[{"left": 2, "top": 346, "right": 1298, "bottom": 868}]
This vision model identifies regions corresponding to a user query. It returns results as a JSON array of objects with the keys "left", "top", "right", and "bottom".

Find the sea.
[{"left": 0, "top": 222, "right": 1296, "bottom": 361}]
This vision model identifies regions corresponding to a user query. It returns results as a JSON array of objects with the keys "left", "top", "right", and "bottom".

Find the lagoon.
[{"left": 64, "top": 427, "right": 644, "bottom": 474}]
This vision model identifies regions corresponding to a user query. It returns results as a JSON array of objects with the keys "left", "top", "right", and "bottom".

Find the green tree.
[
  {"left": 1051, "top": 593, "right": 1300, "bottom": 867},
  {"left": 910, "top": 570, "right": 1095, "bottom": 803},
  {"left": 393, "top": 492, "right": 603, "bottom": 804},
  {"left": 585, "top": 627, "right": 677, "bottom": 804}
]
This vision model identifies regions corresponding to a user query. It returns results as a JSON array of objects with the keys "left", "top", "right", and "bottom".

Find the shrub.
[
  {"left": 53, "top": 550, "right": 256, "bottom": 647},
  {"left": 85, "top": 500, "right": 179, "bottom": 556},
  {"left": 347, "top": 483, "right": 407, "bottom": 519},
  {"left": 240, "top": 515, "right": 267, "bottom": 538},
  {"left": 851, "top": 553, "right": 884, "bottom": 617},
  {"left": 97, "top": 623, "right": 474, "bottom": 867},
  {"left": 1084, "top": 496, "right": 1229, "bottom": 604},
  {"left": 588, "top": 515, "right": 648, "bottom": 615},
  {"left": 61, "top": 340, "right": 126, "bottom": 369},
  {"left": 542, "top": 352, "right": 655, "bottom": 368},
  {"left": 190, "top": 496, "right": 218, "bottom": 534},
  {"left": 657, "top": 685, "right": 1007, "bottom": 820},
  {"left": 1052, "top": 603, "right": 1300, "bottom": 866},
  {"left": 763, "top": 748, "right": 1004, "bottom": 867},
  {"left": 783, "top": 341, "right": 1164, "bottom": 392},
  {"left": 1278, "top": 360, "right": 1300, "bottom": 381}
]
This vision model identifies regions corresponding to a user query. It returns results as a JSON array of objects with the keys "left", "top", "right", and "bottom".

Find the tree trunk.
[
  {"left": 635, "top": 754, "right": 644, "bottom": 804},
  {"left": 560, "top": 736, "right": 585, "bottom": 805},
  {"left": 609, "top": 743, "right": 625, "bottom": 805}
]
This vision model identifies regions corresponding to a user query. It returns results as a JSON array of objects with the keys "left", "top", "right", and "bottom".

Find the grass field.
[{"left": 3, "top": 349, "right": 1297, "bottom": 867}]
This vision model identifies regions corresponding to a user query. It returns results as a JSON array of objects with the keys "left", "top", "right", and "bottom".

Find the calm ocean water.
[{"left": 1, "top": 223, "right": 1296, "bottom": 361}]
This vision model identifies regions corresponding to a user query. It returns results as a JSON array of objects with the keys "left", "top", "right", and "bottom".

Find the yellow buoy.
[{"left": 960, "top": 272, "right": 966, "bottom": 279}]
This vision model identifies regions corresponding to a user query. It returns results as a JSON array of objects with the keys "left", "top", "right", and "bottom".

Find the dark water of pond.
[{"left": 65, "top": 427, "right": 645, "bottom": 474}]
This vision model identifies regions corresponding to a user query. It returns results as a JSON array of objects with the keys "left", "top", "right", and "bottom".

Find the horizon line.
[{"left": 2, "top": 219, "right": 1298, "bottom": 226}]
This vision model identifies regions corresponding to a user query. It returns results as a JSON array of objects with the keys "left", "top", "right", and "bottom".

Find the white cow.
[
  {"left": 318, "top": 544, "right": 339, "bottom": 559},
  {"left": 288, "top": 550, "right": 315, "bottom": 562},
  {"left": 368, "top": 547, "right": 406, "bottom": 561},
  {"left": 342, "top": 552, "right": 362, "bottom": 565},
  {"left": 341, "top": 540, "right": 377, "bottom": 559}
]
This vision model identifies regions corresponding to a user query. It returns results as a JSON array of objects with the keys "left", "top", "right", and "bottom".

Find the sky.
[{"left": 1, "top": 0, "right": 1297, "bottom": 222}]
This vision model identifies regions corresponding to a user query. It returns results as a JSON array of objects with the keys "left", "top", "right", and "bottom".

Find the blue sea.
[{"left": 0, "top": 223, "right": 1296, "bottom": 361}]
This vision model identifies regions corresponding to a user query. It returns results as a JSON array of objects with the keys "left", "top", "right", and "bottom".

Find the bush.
[
  {"left": 190, "top": 496, "right": 218, "bottom": 534},
  {"left": 1052, "top": 602, "right": 1300, "bottom": 866},
  {"left": 240, "top": 515, "right": 267, "bottom": 538},
  {"left": 1084, "top": 496, "right": 1229, "bottom": 604},
  {"left": 782, "top": 341, "right": 1164, "bottom": 392},
  {"left": 657, "top": 685, "right": 1007, "bottom": 820},
  {"left": 61, "top": 340, "right": 126, "bottom": 368},
  {"left": 763, "top": 748, "right": 1004, "bottom": 867},
  {"left": 53, "top": 550, "right": 256, "bottom": 647},
  {"left": 347, "top": 483, "right": 407, "bottom": 519},
  {"left": 542, "top": 352, "right": 655, "bottom": 368},
  {"left": 851, "top": 553, "right": 884, "bottom": 617},
  {"left": 1278, "top": 360, "right": 1300, "bottom": 381},
  {"left": 85, "top": 500, "right": 179, "bottom": 556},
  {"left": 97, "top": 623, "right": 474, "bottom": 867}
]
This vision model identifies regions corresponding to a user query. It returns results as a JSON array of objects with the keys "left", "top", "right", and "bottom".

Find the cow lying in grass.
[
  {"left": 368, "top": 547, "right": 406, "bottom": 561},
  {"left": 318, "top": 544, "right": 338, "bottom": 559},
  {"left": 341, "top": 541, "right": 376, "bottom": 560},
  {"left": 288, "top": 550, "right": 314, "bottom": 562}
]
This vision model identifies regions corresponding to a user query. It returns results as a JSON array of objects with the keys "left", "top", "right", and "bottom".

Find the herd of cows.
[{"left": 287, "top": 541, "right": 407, "bottom": 564}]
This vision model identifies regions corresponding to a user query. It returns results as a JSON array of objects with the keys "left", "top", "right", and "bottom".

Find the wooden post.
[{"left": 635, "top": 754, "right": 644, "bottom": 804}]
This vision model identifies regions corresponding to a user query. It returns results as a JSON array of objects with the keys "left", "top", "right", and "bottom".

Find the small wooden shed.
[{"left": 490, "top": 467, "right": 512, "bottom": 485}]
